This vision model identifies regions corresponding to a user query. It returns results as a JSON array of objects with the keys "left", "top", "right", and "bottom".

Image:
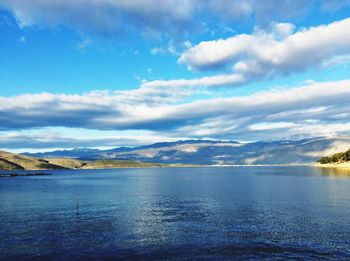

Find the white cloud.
[
  {"left": 141, "top": 74, "right": 245, "bottom": 89},
  {"left": 183, "top": 40, "right": 192, "bottom": 49},
  {"left": 173, "top": 17, "right": 350, "bottom": 88},
  {"left": 270, "top": 22, "right": 295, "bottom": 39},
  {"left": 135, "top": 18, "right": 350, "bottom": 90},
  {"left": 1, "top": 80, "right": 350, "bottom": 143},
  {"left": 151, "top": 47, "right": 166, "bottom": 55},
  {"left": 181, "top": 18, "right": 350, "bottom": 72},
  {"left": 151, "top": 42, "right": 177, "bottom": 55},
  {"left": 77, "top": 38, "right": 92, "bottom": 50},
  {"left": 249, "top": 122, "right": 297, "bottom": 131},
  {"left": 18, "top": 35, "right": 26, "bottom": 43}
]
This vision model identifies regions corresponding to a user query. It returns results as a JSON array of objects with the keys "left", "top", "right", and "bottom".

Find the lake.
[{"left": 0, "top": 166, "right": 349, "bottom": 260}]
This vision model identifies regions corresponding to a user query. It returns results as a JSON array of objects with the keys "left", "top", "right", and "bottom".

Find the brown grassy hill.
[
  {"left": 0, "top": 158, "right": 24, "bottom": 170},
  {"left": 82, "top": 159, "right": 162, "bottom": 169},
  {"left": 45, "top": 158, "right": 85, "bottom": 169},
  {"left": 0, "top": 151, "right": 67, "bottom": 170}
]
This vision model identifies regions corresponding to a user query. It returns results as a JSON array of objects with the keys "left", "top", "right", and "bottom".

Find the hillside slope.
[
  {"left": 0, "top": 151, "right": 67, "bottom": 170},
  {"left": 46, "top": 158, "right": 85, "bottom": 169},
  {"left": 82, "top": 159, "right": 162, "bottom": 169},
  {"left": 0, "top": 158, "right": 24, "bottom": 170}
]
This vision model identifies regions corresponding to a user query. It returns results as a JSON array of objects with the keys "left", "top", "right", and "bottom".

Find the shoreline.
[
  {"left": 0, "top": 172, "right": 52, "bottom": 177},
  {"left": 0, "top": 163, "right": 314, "bottom": 171},
  {"left": 315, "top": 162, "right": 350, "bottom": 169}
]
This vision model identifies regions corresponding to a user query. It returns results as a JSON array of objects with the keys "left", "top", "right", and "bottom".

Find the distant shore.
[{"left": 315, "top": 162, "right": 350, "bottom": 169}]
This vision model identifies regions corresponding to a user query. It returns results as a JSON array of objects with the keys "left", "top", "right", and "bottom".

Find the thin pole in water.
[{"left": 76, "top": 192, "right": 80, "bottom": 216}]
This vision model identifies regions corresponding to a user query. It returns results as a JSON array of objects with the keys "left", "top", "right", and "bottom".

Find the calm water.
[{"left": 0, "top": 166, "right": 350, "bottom": 260}]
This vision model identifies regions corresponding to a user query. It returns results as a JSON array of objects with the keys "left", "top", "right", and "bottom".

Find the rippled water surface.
[{"left": 1, "top": 166, "right": 350, "bottom": 260}]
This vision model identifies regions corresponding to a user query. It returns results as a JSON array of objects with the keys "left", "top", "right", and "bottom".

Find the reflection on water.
[
  {"left": 0, "top": 167, "right": 349, "bottom": 260},
  {"left": 317, "top": 166, "right": 350, "bottom": 177}
]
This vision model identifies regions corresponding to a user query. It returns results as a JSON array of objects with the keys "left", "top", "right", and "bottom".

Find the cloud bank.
[{"left": 1, "top": 80, "right": 350, "bottom": 146}]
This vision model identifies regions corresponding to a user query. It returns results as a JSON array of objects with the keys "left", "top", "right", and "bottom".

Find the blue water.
[{"left": 0, "top": 166, "right": 350, "bottom": 260}]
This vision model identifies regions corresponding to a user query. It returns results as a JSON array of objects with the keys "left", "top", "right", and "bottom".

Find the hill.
[
  {"left": 0, "top": 151, "right": 67, "bottom": 170},
  {"left": 44, "top": 158, "right": 85, "bottom": 169},
  {"left": 317, "top": 148, "right": 350, "bottom": 164},
  {"left": 81, "top": 159, "right": 162, "bottom": 169}
]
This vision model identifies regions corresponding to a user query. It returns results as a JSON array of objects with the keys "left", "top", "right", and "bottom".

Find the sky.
[{"left": 1, "top": 0, "right": 350, "bottom": 152}]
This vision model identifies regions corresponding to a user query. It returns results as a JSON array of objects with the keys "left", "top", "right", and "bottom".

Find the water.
[{"left": 0, "top": 166, "right": 349, "bottom": 260}]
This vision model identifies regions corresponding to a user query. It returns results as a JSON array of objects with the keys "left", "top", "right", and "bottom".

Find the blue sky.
[{"left": 1, "top": 0, "right": 350, "bottom": 152}]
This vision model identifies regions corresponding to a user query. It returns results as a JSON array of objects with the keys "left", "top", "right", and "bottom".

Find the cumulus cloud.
[
  {"left": 173, "top": 18, "right": 350, "bottom": 88},
  {"left": 134, "top": 18, "right": 350, "bottom": 90},
  {"left": 1, "top": 80, "right": 350, "bottom": 144},
  {"left": 179, "top": 18, "right": 350, "bottom": 73}
]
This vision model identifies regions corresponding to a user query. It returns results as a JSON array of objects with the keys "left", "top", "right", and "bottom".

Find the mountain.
[
  {"left": 23, "top": 148, "right": 102, "bottom": 159},
  {"left": 23, "top": 136, "right": 350, "bottom": 165}
]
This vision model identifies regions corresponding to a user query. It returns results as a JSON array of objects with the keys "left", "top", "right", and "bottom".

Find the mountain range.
[{"left": 24, "top": 136, "right": 350, "bottom": 165}]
